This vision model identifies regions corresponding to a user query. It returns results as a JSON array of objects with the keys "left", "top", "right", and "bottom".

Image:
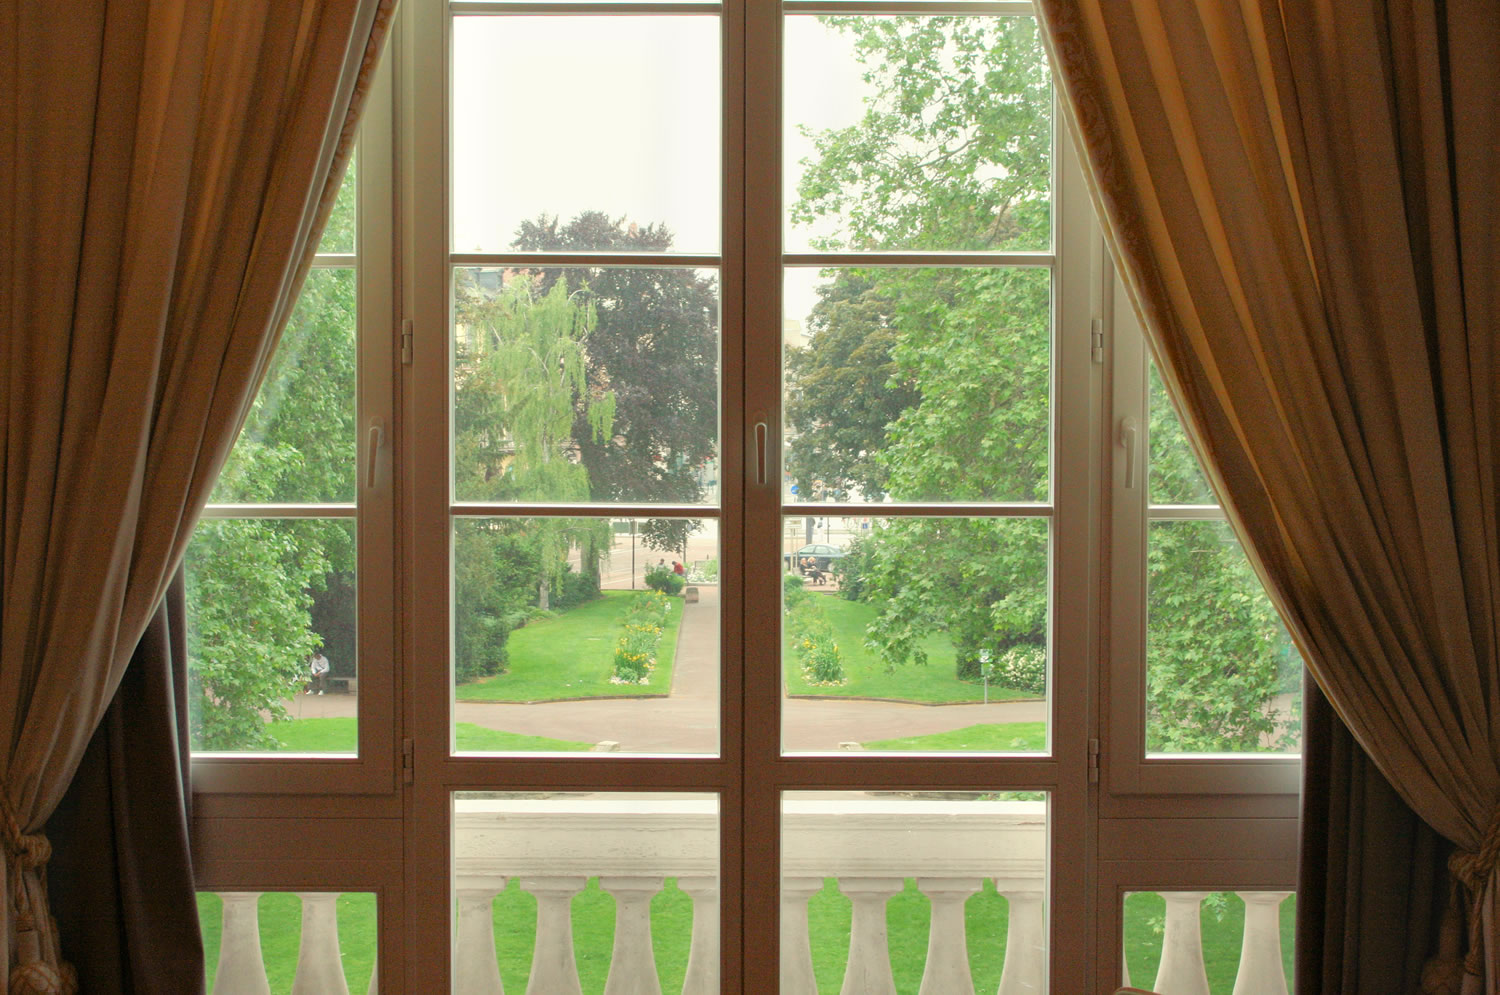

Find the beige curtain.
[
  {"left": 1034, "top": 0, "right": 1497, "bottom": 988},
  {"left": 0, "top": 2, "right": 392, "bottom": 990}
]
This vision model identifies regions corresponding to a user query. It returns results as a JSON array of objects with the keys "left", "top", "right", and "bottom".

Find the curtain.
[
  {"left": 1298, "top": 678, "right": 1451, "bottom": 992},
  {"left": 1033, "top": 0, "right": 1498, "bottom": 989},
  {"left": 0, "top": 2, "right": 393, "bottom": 990},
  {"left": 47, "top": 573, "right": 202, "bottom": 993}
]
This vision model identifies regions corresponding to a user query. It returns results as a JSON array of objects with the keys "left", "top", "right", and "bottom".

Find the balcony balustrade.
[{"left": 203, "top": 797, "right": 1292, "bottom": 994}]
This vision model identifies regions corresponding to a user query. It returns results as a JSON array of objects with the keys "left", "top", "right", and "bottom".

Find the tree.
[
  {"left": 189, "top": 165, "right": 360, "bottom": 748},
  {"left": 789, "top": 15, "right": 1291, "bottom": 748},
  {"left": 453, "top": 271, "right": 616, "bottom": 611},
  {"left": 784, "top": 270, "right": 913, "bottom": 501},
  {"left": 512, "top": 212, "right": 719, "bottom": 552}
]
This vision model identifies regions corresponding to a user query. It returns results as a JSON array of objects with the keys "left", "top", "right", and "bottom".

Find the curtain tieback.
[
  {"left": 1444, "top": 807, "right": 1500, "bottom": 981},
  {"left": 0, "top": 791, "right": 75, "bottom": 995}
]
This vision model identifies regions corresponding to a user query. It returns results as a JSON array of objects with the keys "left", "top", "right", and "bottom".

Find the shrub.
[
  {"left": 645, "top": 566, "right": 686, "bottom": 596},
  {"left": 783, "top": 572, "right": 810, "bottom": 613},
  {"left": 553, "top": 563, "right": 602, "bottom": 611},
  {"left": 833, "top": 537, "right": 867, "bottom": 601},
  {"left": 992, "top": 644, "right": 1046, "bottom": 695}
]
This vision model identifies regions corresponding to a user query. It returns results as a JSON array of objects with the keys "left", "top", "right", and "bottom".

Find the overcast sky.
[{"left": 451, "top": 15, "right": 872, "bottom": 324}]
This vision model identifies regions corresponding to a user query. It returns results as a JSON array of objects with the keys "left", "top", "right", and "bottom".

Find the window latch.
[
  {"left": 402, "top": 738, "right": 414, "bottom": 784},
  {"left": 1088, "top": 737, "right": 1100, "bottom": 783}
]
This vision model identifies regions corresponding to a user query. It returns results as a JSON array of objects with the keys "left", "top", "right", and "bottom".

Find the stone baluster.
[
  {"left": 837, "top": 877, "right": 903, "bottom": 995},
  {"left": 678, "top": 876, "right": 719, "bottom": 995},
  {"left": 291, "top": 892, "right": 350, "bottom": 995},
  {"left": 1153, "top": 892, "right": 1210, "bottom": 995},
  {"left": 996, "top": 887, "right": 1045, "bottom": 995},
  {"left": 780, "top": 877, "right": 824, "bottom": 995},
  {"left": 521, "top": 877, "right": 586, "bottom": 995},
  {"left": 1232, "top": 892, "right": 1291, "bottom": 995},
  {"left": 369, "top": 952, "right": 378, "bottom": 995},
  {"left": 455, "top": 879, "right": 507, "bottom": 995},
  {"left": 212, "top": 892, "right": 271, "bottom": 995},
  {"left": 601, "top": 876, "right": 664, "bottom": 995},
  {"left": 916, "top": 877, "right": 980, "bottom": 995}
]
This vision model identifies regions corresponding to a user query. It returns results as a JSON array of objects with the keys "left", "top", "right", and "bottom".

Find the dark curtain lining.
[
  {"left": 1297, "top": 678, "right": 1452, "bottom": 994},
  {"left": 46, "top": 572, "right": 203, "bottom": 994}
]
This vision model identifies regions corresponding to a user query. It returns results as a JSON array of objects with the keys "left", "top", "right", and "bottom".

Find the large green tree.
[
  {"left": 453, "top": 271, "right": 616, "bottom": 613},
  {"left": 188, "top": 169, "right": 360, "bottom": 750},
  {"left": 784, "top": 270, "right": 913, "bottom": 502},
  {"left": 791, "top": 15, "right": 1292, "bottom": 748},
  {"left": 512, "top": 212, "right": 719, "bottom": 553}
]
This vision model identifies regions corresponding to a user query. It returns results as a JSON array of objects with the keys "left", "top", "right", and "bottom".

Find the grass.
[
  {"left": 199, "top": 884, "right": 1294, "bottom": 993},
  {"left": 458, "top": 591, "right": 686, "bottom": 702},
  {"left": 199, "top": 892, "right": 376, "bottom": 994},
  {"left": 784, "top": 597, "right": 1037, "bottom": 704},
  {"left": 1124, "top": 891, "right": 1296, "bottom": 993},
  {"left": 863, "top": 722, "right": 1047, "bottom": 752},
  {"left": 266, "top": 717, "right": 591, "bottom": 753}
]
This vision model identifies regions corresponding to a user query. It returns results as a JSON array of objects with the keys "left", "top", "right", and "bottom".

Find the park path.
[{"left": 286, "top": 585, "right": 1046, "bottom": 752}]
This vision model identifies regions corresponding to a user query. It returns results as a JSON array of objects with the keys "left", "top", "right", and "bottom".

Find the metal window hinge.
[
  {"left": 402, "top": 737, "right": 414, "bottom": 783},
  {"left": 401, "top": 318, "right": 414, "bottom": 366},
  {"left": 1088, "top": 737, "right": 1100, "bottom": 783},
  {"left": 1090, "top": 318, "right": 1105, "bottom": 365}
]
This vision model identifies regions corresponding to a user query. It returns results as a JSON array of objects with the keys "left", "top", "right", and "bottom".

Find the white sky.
[{"left": 451, "top": 15, "right": 873, "bottom": 325}]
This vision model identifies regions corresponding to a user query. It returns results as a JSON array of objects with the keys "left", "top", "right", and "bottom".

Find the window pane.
[
  {"left": 1147, "top": 519, "right": 1301, "bottom": 754},
  {"left": 784, "top": 15, "right": 1052, "bottom": 253},
  {"left": 187, "top": 518, "right": 358, "bottom": 754},
  {"left": 781, "top": 791, "right": 1047, "bottom": 993},
  {"left": 783, "top": 267, "right": 1049, "bottom": 504},
  {"left": 452, "top": 266, "right": 719, "bottom": 505},
  {"left": 452, "top": 792, "right": 719, "bottom": 994},
  {"left": 1149, "top": 363, "right": 1215, "bottom": 506},
  {"left": 210, "top": 269, "right": 358, "bottom": 505},
  {"left": 1123, "top": 891, "right": 1295, "bottom": 994},
  {"left": 198, "top": 891, "right": 377, "bottom": 993},
  {"left": 452, "top": 517, "right": 718, "bottom": 755},
  {"left": 781, "top": 516, "right": 1048, "bottom": 755},
  {"left": 316, "top": 152, "right": 356, "bottom": 255},
  {"left": 452, "top": 16, "right": 721, "bottom": 254}
]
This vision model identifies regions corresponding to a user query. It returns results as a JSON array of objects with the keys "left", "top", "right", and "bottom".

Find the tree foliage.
[
  {"left": 190, "top": 239, "right": 358, "bottom": 749},
  {"left": 790, "top": 15, "right": 1293, "bottom": 748},
  {"left": 512, "top": 211, "right": 719, "bottom": 552}
]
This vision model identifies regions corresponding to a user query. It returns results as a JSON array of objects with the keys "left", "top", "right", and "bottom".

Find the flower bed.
[{"left": 612, "top": 591, "right": 672, "bottom": 684}]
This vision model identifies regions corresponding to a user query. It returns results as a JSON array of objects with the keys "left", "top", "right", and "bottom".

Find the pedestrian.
[
  {"left": 307, "top": 648, "right": 330, "bottom": 695},
  {"left": 672, "top": 560, "right": 685, "bottom": 576}
]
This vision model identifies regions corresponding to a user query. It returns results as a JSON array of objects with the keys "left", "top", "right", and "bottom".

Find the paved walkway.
[{"left": 286, "top": 585, "right": 1046, "bottom": 752}]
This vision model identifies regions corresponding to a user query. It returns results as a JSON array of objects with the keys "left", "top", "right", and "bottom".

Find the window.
[{"left": 189, "top": 3, "right": 1300, "bottom": 991}]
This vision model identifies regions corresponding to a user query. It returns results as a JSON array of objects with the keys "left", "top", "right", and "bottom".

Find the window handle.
[
  {"left": 1120, "top": 416, "right": 1139, "bottom": 490},
  {"left": 366, "top": 418, "right": 385, "bottom": 490},
  {"left": 754, "top": 422, "right": 768, "bottom": 486}
]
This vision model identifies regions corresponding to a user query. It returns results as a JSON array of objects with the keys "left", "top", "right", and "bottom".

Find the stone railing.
[
  {"left": 208, "top": 891, "right": 375, "bottom": 995},
  {"left": 452, "top": 794, "right": 1047, "bottom": 995},
  {"left": 203, "top": 799, "right": 1293, "bottom": 994},
  {"left": 1124, "top": 890, "right": 1294, "bottom": 995}
]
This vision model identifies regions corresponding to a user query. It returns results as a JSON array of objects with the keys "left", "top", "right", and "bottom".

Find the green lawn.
[
  {"left": 267, "top": 717, "right": 590, "bottom": 753},
  {"left": 199, "top": 884, "right": 1293, "bottom": 993},
  {"left": 784, "top": 597, "right": 1038, "bottom": 704},
  {"left": 458, "top": 591, "right": 685, "bottom": 702},
  {"left": 863, "top": 722, "right": 1047, "bottom": 753}
]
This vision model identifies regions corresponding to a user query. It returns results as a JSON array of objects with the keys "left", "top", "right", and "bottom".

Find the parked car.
[{"left": 784, "top": 543, "right": 846, "bottom": 574}]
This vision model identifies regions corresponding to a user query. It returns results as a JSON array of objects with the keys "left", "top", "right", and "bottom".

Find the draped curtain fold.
[
  {"left": 1034, "top": 0, "right": 1498, "bottom": 989},
  {"left": 0, "top": 2, "right": 393, "bottom": 990}
]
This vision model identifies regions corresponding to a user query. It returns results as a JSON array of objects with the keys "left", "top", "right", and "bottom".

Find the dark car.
[{"left": 783, "top": 543, "right": 846, "bottom": 574}]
